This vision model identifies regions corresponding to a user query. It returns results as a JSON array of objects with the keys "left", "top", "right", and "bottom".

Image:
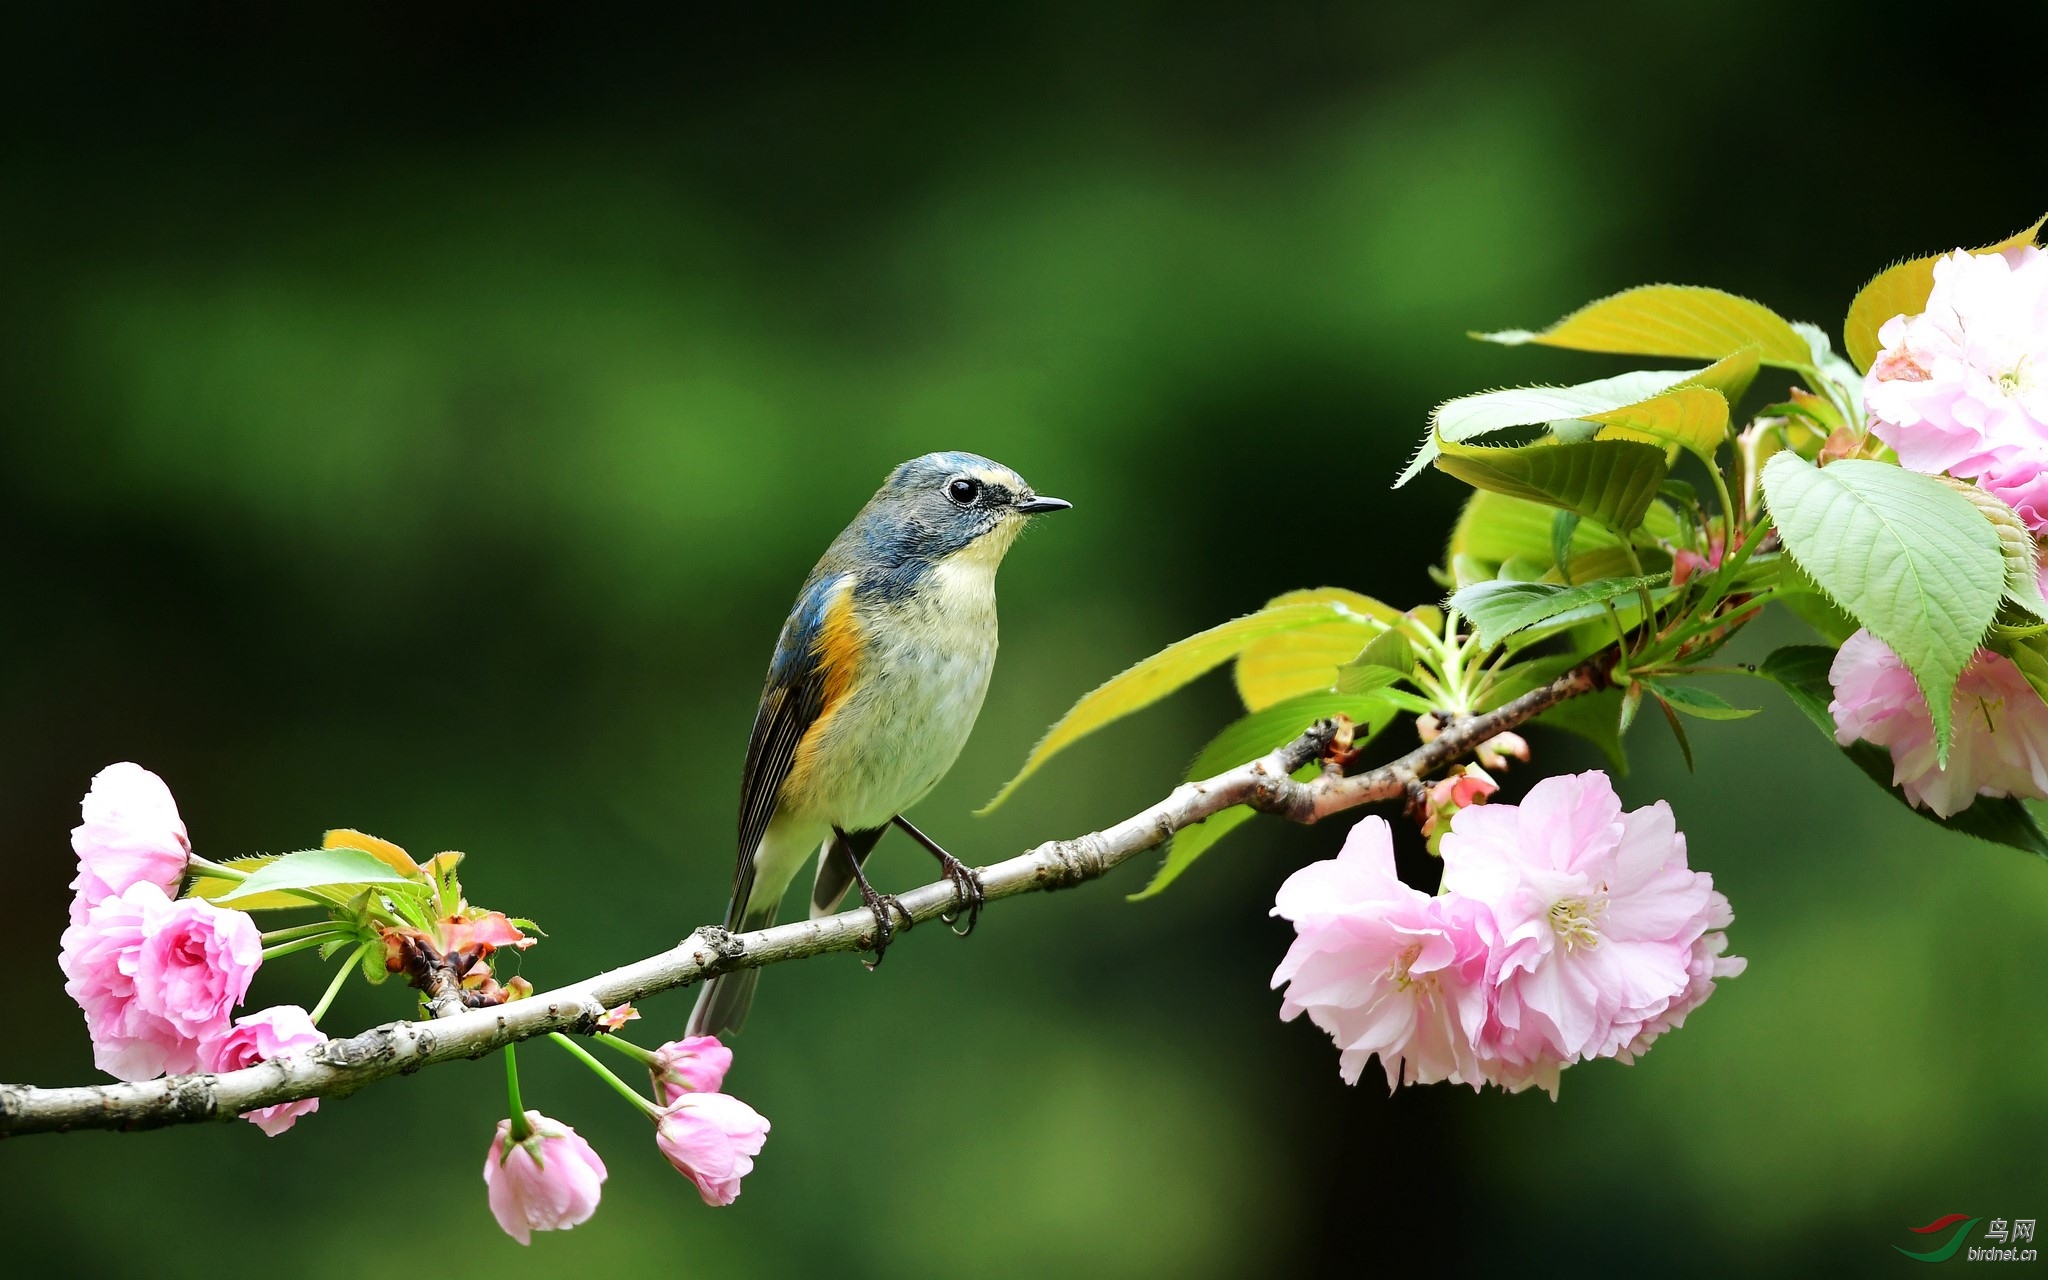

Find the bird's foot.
[
  {"left": 891, "top": 814, "right": 986, "bottom": 937},
  {"left": 934, "top": 852, "right": 986, "bottom": 937},
  {"left": 856, "top": 880, "right": 911, "bottom": 971}
]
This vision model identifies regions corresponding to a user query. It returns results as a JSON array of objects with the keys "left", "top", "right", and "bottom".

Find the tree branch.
[{"left": 0, "top": 654, "right": 1608, "bottom": 1138}]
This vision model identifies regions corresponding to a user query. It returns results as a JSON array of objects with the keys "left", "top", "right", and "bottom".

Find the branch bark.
[{"left": 0, "top": 654, "right": 1607, "bottom": 1138}]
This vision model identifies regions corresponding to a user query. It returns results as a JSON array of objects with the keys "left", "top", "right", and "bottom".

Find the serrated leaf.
[
  {"left": 1437, "top": 437, "right": 1668, "bottom": 533},
  {"left": 1532, "top": 689, "right": 1629, "bottom": 774},
  {"left": 1587, "top": 386, "right": 1732, "bottom": 464},
  {"left": 1449, "top": 574, "right": 1666, "bottom": 649},
  {"left": 1759, "top": 645, "right": 2048, "bottom": 857},
  {"left": 1409, "top": 360, "right": 1761, "bottom": 489},
  {"left": 982, "top": 600, "right": 1384, "bottom": 811},
  {"left": 186, "top": 855, "right": 317, "bottom": 912},
  {"left": 1638, "top": 679, "right": 1758, "bottom": 720},
  {"left": 217, "top": 847, "right": 429, "bottom": 903},
  {"left": 1761, "top": 454, "right": 2003, "bottom": 762},
  {"left": 1130, "top": 693, "right": 1396, "bottom": 900},
  {"left": 1936, "top": 477, "right": 2048, "bottom": 621},
  {"left": 1232, "top": 588, "right": 1402, "bottom": 712},
  {"left": 1478, "top": 285, "right": 1811, "bottom": 367},
  {"left": 1842, "top": 214, "right": 2046, "bottom": 373}
]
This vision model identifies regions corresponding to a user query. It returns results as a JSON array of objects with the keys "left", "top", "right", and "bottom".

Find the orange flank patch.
[{"left": 782, "top": 581, "right": 862, "bottom": 807}]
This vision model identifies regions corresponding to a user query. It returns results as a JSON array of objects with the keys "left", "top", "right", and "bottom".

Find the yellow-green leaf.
[
  {"left": 979, "top": 599, "right": 1382, "bottom": 812},
  {"left": 1478, "top": 285, "right": 1810, "bottom": 367},
  {"left": 1436, "top": 436, "right": 1668, "bottom": 533},
  {"left": 1588, "top": 386, "right": 1731, "bottom": 463},
  {"left": 186, "top": 855, "right": 313, "bottom": 913},
  {"left": 1843, "top": 214, "right": 2046, "bottom": 373},
  {"left": 1233, "top": 588, "right": 1401, "bottom": 711}
]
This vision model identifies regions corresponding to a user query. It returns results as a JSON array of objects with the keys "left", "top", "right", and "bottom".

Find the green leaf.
[
  {"left": 1231, "top": 588, "right": 1402, "bottom": 712},
  {"left": 186, "top": 855, "right": 313, "bottom": 912},
  {"left": 1586, "top": 386, "right": 1731, "bottom": 464},
  {"left": 1130, "top": 693, "right": 1397, "bottom": 900},
  {"left": 1549, "top": 511, "right": 1581, "bottom": 581},
  {"left": 1638, "top": 679, "right": 1758, "bottom": 720},
  {"left": 1402, "top": 353, "right": 1755, "bottom": 486},
  {"left": 982, "top": 599, "right": 1381, "bottom": 811},
  {"left": 1531, "top": 689, "right": 1629, "bottom": 774},
  {"left": 1341, "top": 628, "right": 1415, "bottom": 691},
  {"left": 1761, "top": 454, "right": 2004, "bottom": 762},
  {"left": 1437, "top": 437, "right": 1668, "bottom": 533},
  {"left": 1477, "top": 284, "right": 1811, "bottom": 367},
  {"left": 1936, "top": 476, "right": 2048, "bottom": 621},
  {"left": 1843, "top": 214, "right": 2046, "bottom": 373},
  {"left": 1450, "top": 573, "right": 1666, "bottom": 650},
  {"left": 1758, "top": 645, "right": 2048, "bottom": 858},
  {"left": 217, "top": 847, "right": 427, "bottom": 903},
  {"left": 1444, "top": 490, "right": 1682, "bottom": 583}
]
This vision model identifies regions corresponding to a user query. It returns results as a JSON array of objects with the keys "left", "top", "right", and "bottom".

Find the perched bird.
[{"left": 686, "top": 452, "right": 1070, "bottom": 1038}]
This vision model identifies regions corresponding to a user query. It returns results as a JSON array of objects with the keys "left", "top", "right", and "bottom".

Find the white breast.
[{"left": 800, "top": 556, "right": 1000, "bottom": 831}]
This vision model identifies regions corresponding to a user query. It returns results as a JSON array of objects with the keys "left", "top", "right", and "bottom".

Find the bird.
[{"left": 685, "top": 452, "right": 1071, "bottom": 1038}]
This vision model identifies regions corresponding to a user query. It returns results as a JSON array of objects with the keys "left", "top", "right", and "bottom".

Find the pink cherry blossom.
[
  {"left": 69, "top": 763, "right": 191, "bottom": 925},
  {"left": 1864, "top": 245, "right": 2048, "bottom": 524},
  {"left": 1828, "top": 629, "right": 2048, "bottom": 816},
  {"left": 1421, "top": 765, "right": 1498, "bottom": 847},
  {"left": 655, "top": 1092, "right": 771, "bottom": 1206},
  {"left": 1271, "top": 816, "right": 1494, "bottom": 1090},
  {"left": 206, "top": 1005, "right": 326, "bottom": 1136},
  {"left": 58, "top": 881, "right": 262, "bottom": 1080},
  {"left": 1439, "top": 771, "right": 1739, "bottom": 1088},
  {"left": 1614, "top": 895, "right": 1747, "bottom": 1064},
  {"left": 651, "top": 1035, "right": 734, "bottom": 1105},
  {"left": 483, "top": 1111, "right": 608, "bottom": 1245}
]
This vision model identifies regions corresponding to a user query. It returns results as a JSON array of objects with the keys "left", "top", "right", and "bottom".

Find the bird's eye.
[{"left": 947, "top": 477, "right": 982, "bottom": 506}]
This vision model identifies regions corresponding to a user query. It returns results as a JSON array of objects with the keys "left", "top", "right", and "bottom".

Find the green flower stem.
[
  {"left": 1617, "top": 541, "right": 1659, "bottom": 653},
  {"left": 505, "top": 1044, "right": 533, "bottom": 1142},
  {"left": 185, "top": 854, "right": 246, "bottom": 881},
  {"left": 260, "top": 921, "right": 349, "bottom": 946},
  {"left": 309, "top": 940, "right": 374, "bottom": 1025},
  {"left": 592, "top": 1033, "right": 660, "bottom": 1068},
  {"left": 260, "top": 935, "right": 338, "bottom": 962},
  {"left": 549, "top": 1032, "right": 662, "bottom": 1118}
]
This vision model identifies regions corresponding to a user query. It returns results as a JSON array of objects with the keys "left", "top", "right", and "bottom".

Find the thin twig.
[{"left": 0, "top": 654, "right": 1608, "bottom": 1138}]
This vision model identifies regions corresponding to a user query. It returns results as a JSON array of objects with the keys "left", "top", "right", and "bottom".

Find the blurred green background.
[{"left": 4, "top": 3, "right": 2044, "bottom": 1276}]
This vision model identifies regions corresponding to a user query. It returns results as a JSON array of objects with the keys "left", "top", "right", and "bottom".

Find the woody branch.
[{"left": 0, "top": 655, "right": 1608, "bottom": 1138}]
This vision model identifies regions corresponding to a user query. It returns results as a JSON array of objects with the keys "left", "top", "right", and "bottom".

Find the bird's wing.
[{"left": 728, "top": 571, "right": 859, "bottom": 927}]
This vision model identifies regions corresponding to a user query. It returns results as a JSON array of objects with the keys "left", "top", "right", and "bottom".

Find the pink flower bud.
[
  {"left": 655, "top": 1092, "right": 770, "bottom": 1206},
  {"left": 1473, "top": 731, "right": 1530, "bottom": 773},
  {"left": 58, "top": 881, "right": 261, "bottom": 1080},
  {"left": 206, "top": 1005, "right": 326, "bottom": 1135},
  {"left": 483, "top": 1112, "right": 608, "bottom": 1245},
  {"left": 1421, "top": 765, "right": 1498, "bottom": 846},
  {"left": 69, "top": 764, "right": 191, "bottom": 926},
  {"left": 651, "top": 1035, "right": 733, "bottom": 1105}
]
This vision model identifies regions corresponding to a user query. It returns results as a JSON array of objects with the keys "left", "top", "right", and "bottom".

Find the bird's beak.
[{"left": 1015, "top": 496, "right": 1073, "bottom": 515}]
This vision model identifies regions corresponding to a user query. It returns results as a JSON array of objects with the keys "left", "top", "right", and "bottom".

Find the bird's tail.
[{"left": 686, "top": 894, "right": 778, "bottom": 1038}]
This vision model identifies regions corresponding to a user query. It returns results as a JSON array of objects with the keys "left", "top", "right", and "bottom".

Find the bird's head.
[{"left": 856, "top": 452, "right": 1071, "bottom": 572}]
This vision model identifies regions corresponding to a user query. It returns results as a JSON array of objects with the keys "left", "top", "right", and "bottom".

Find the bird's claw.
[
  {"left": 858, "top": 884, "right": 911, "bottom": 970},
  {"left": 936, "top": 856, "right": 986, "bottom": 937}
]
